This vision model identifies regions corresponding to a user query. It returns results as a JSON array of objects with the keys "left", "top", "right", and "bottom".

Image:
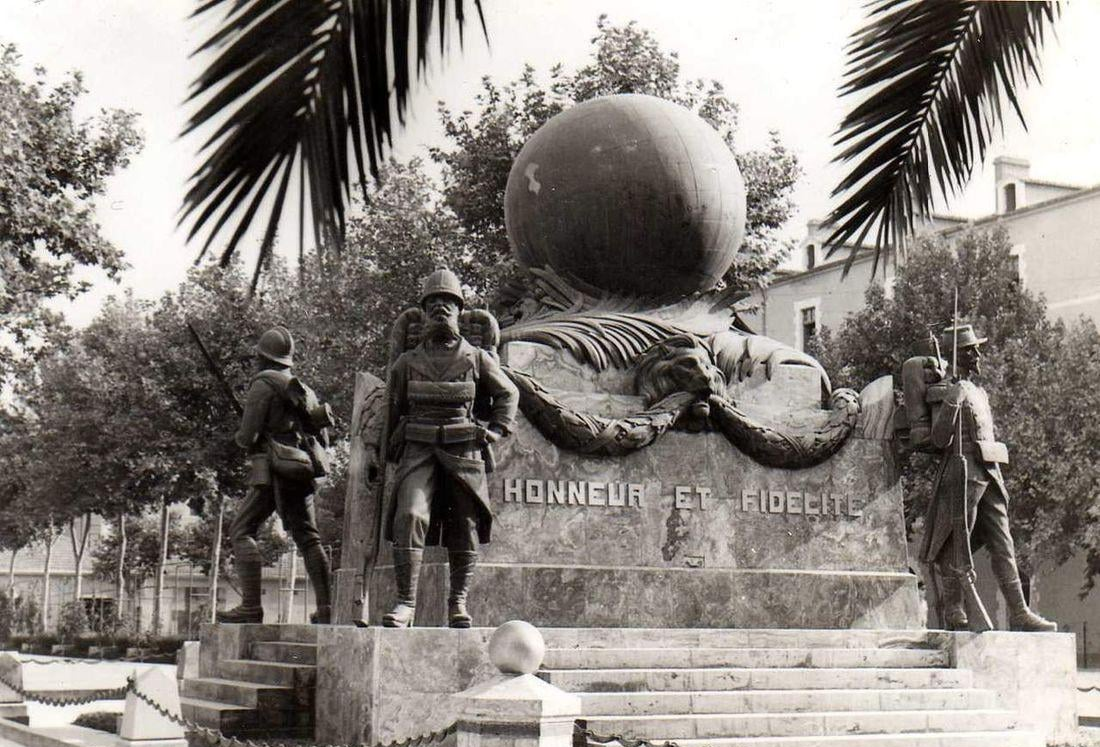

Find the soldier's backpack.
[
  {"left": 254, "top": 370, "right": 335, "bottom": 481},
  {"left": 895, "top": 354, "right": 947, "bottom": 453}
]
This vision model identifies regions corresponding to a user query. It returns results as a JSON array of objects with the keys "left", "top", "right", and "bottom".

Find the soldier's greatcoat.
[
  {"left": 383, "top": 337, "right": 518, "bottom": 547},
  {"left": 918, "top": 379, "right": 1011, "bottom": 565}
]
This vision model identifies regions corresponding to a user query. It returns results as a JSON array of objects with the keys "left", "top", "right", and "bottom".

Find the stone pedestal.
[
  {"left": 457, "top": 675, "right": 581, "bottom": 747},
  {"left": 364, "top": 366, "right": 919, "bottom": 629},
  {"left": 952, "top": 630, "right": 1078, "bottom": 744},
  {"left": 0, "top": 654, "right": 27, "bottom": 724},
  {"left": 119, "top": 668, "right": 186, "bottom": 747}
]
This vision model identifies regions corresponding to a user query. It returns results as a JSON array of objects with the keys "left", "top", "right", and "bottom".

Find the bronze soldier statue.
[
  {"left": 383, "top": 269, "right": 519, "bottom": 628},
  {"left": 918, "top": 324, "right": 1056, "bottom": 632},
  {"left": 218, "top": 325, "right": 334, "bottom": 624}
]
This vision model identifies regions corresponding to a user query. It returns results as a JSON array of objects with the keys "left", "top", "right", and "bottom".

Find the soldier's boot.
[
  {"left": 995, "top": 563, "right": 1058, "bottom": 632},
  {"left": 217, "top": 559, "right": 263, "bottom": 624},
  {"left": 303, "top": 543, "right": 332, "bottom": 625},
  {"left": 938, "top": 569, "right": 969, "bottom": 631},
  {"left": 383, "top": 547, "right": 422, "bottom": 628},
  {"left": 447, "top": 551, "right": 477, "bottom": 629}
]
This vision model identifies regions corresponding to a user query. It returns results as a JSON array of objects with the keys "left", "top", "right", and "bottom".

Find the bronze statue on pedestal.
[
  {"left": 217, "top": 325, "right": 335, "bottom": 625},
  {"left": 916, "top": 324, "right": 1056, "bottom": 633},
  {"left": 381, "top": 269, "right": 519, "bottom": 628}
]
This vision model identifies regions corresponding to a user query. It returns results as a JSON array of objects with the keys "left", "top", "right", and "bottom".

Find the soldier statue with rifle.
[
  {"left": 913, "top": 321, "right": 1057, "bottom": 633},
  {"left": 197, "top": 324, "right": 336, "bottom": 625},
  {"left": 380, "top": 268, "right": 519, "bottom": 629}
]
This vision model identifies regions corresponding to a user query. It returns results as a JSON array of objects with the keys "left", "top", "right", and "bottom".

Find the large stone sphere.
[
  {"left": 504, "top": 93, "right": 746, "bottom": 299},
  {"left": 488, "top": 621, "right": 546, "bottom": 675}
]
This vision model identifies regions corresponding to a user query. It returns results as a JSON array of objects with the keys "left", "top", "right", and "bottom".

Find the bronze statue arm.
[
  {"left": 234, "top": 379, "right": 276, "bottom": 449},
  {"left": 480, "top": 350, "right": 520, "bottom": 435},
  {"left": 384, "top": 357, "right": 409, "bottom": 462}
]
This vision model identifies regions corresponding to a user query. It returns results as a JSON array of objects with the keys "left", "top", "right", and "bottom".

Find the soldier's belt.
[
  {"left": 963, "top": 439, "right": 1009, "bottom": 464},
  {"left": 407, "top": 380, "right": 476, "bottom": 404},
  {"left": 404, "top": 420, "right": 481, "bottom": 445}
]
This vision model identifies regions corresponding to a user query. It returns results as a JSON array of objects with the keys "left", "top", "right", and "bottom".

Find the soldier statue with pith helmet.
[{"left": 380, "top": 268, "right": 519, "bottom": 628}]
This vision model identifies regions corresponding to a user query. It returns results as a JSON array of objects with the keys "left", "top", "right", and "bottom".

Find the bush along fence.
[{"left": 0, "top": 625, "right": 680, "bottom": 747}]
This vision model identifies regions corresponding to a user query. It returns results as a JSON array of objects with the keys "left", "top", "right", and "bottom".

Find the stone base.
[
  {"left": 366, "top": 559, "right": 920, "bottom": 629},
  {"left": 313, "top": 625, "right": 1077, "bottom": 746}
]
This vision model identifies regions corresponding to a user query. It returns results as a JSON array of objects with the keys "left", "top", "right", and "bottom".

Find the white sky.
[{"left": 6, "top": 0, "right": 1100, "bottom": 326}]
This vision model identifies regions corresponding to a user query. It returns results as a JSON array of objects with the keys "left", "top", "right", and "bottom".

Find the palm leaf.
[
  {"left": 181, "top": 0, "right": 486, "bottom": 290},
  {"left": 825, "top": 0, "right": 1058, "bottom": 277}
]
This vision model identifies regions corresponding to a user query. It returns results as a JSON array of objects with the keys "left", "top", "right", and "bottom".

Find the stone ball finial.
[{"left": 488, "top": 620, "right": 546, "bottom": 675}]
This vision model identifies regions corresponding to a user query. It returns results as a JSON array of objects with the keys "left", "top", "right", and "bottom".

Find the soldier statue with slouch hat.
[
  {"left": 916, "top": 324, "right": 1056, "bottom": 632},
  {"left": 381, "top": 268, "right": 519, "bottom": 628},
  {"left": 218, "top": 325, "right": 335, "bottom": 625}
]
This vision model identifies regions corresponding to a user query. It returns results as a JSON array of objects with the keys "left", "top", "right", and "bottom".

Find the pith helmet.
[
  {"left": 940, "top": 324, "right": 987, "bottom": 353},
  {"left": 256, "top": 325, "right": 294, "bottom": 367},
  {"left": 419, "top": 268, "right": 464, "bottom": 308}
]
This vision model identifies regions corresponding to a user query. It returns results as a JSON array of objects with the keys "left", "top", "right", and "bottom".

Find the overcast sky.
[{"left": 6, "top": 1, "right": 1100, "bottom": 325}]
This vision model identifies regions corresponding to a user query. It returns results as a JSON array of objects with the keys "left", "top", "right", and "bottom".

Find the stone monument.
[{"left": 334, "top": 93, "right": 920, "bottom": 629}]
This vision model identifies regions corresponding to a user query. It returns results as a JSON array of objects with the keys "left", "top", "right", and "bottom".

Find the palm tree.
[
  {"left": 180, "top": 0, "right": 484, "bottom": 289},
  {"left": 181, "top": 1, "right": 1059, "bottom": 286},
  {"left": 825, "top": 0, "right": 1059, "bottom": 276}
]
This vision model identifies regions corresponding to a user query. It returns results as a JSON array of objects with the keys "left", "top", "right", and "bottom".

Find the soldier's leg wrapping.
[
  {"left": 934, "top": 557, "right": 968, "bottom": 630},
  {"left": 444, "top": 480, "right": 480, "bottom": 628},
  {"left": 220, "top": 485, "right": 275, "bottom": 621},
  {"left": 278, "top": 479, "right": 332, "bottom": 620},
  {"left": 973, "top": 486, "right": 1057, "bottom": 632},
  {"left": 385, "top": 461, "right": 435, "bottom": 627}
]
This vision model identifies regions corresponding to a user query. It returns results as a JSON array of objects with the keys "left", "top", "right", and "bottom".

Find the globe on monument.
[{"left": 504, "top": 93, "right": 747, "bottom": 299}]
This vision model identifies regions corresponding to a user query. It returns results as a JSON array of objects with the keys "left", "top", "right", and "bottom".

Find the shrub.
[
  {"left": 56, "top": 602, "right": 89, "bottom": 643},
  {"left": 72, "top": 711, "right": 119, "bottom": 734}
]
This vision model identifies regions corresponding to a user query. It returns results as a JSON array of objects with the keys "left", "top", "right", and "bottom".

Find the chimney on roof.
[{"left": 994, "top": 156, "right": 1029, "bottom": 214}]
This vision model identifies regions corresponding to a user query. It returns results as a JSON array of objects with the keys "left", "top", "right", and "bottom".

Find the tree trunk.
[
  {"left": 115, "top": 514, "right": 127, "bottom": 617},
  {"left": 8, "top": 549, "right": 17, "bottom": 594},
  {"left": 152, "top": 499, "right": 170, "bottom": 635},
  {"left": 68, "top": 513, "right": 92, "bottom": 603},
  {"left": 208, "top": 497, "right": 225, "bottom": 623},
  {"left": 40, "top": 522, "right": 54, "bottom": 632}
]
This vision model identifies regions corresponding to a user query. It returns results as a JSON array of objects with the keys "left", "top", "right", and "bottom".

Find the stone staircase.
[
  {"left": 180, "top": 625, "right": 317, "bottom": 738},
  {"left": 538, "top": 628, "right": 1042, "bottom": 747}
]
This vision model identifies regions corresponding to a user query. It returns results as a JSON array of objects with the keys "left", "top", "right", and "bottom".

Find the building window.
[
  {"left": 1004, "top": 183, "right": 1017, "bottom": 212},
  {"left": 801, "top": 306, "right": 817, "bottom": 344},
  {"left": 1010, "top": 244, "right": 1027, "bottom": 288},
  {"left": 806, "top": 244, "right": 816, "bottom": 270}
]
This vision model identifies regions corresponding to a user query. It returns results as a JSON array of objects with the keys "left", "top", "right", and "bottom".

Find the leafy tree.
[
  {"left": 91, "top": 514, "right": 185, "bottom": 605},
  {"left": 0, "top": 45, "right": 142, "bottom": 385},
  {"left": 811, "top": 227, "right": 1100, "bottom": 586},
  {"left": 432, "top": 17, "right": 801, "bottom": 294}
]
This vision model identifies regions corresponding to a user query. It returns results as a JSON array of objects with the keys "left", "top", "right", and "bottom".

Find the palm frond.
[
  {"left": 825, "top": 0, "right": 1058, "bottom": 277},
  {"left": 181, "top": 0, "right": 486, "bottom": 290},
  {"left": 501, "top": 312, "right": 690, "bottom": 371}
]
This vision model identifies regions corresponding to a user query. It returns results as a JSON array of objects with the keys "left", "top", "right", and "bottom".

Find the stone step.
[
  {"left": 219, "top": 658, "right": 317, "bottom": 687},
  {"left": 179, "top": 696, "right": 313, "bottom": 738},
  {"left": 582, "top": 708, "right": 1018, "bottom": 739},
  {"left": 268, "top": 624, "right": 319, "bottom": 644},
  {"left": 545, "top": 647, "right": 949, "bottom": 670},
  {"left": 250, "top": 641, "right": 318, "bottom": 665},
  {"left": 180, "top": 676, "right": 296, "bottom": 710},
  {"left": 540, "top": 628, "right": 947, "bottom": 651},
  {"left": 542, "top": 667, "right": 971, "bottom": 692},
  {"left": 668, "top": 731, "right": 1042, "bottom": 747},
  {"left": 578, "top": 687, "right": 996, "bottom": 716},
  {"left": 179, "top": 695, "right": 254, "bottom": 732}
]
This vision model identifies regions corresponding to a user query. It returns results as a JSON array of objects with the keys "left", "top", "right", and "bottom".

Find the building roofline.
[{"left": 940, "top": 180, "right": 1100, "bottom": 237}]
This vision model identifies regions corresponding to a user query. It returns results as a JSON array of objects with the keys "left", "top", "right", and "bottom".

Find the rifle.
[
  {"left": 946, "top": 290, "right": 993, "bottom": 632},
  {"left": 186, "top": 321, "right": 244, "bottom": 416}
]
